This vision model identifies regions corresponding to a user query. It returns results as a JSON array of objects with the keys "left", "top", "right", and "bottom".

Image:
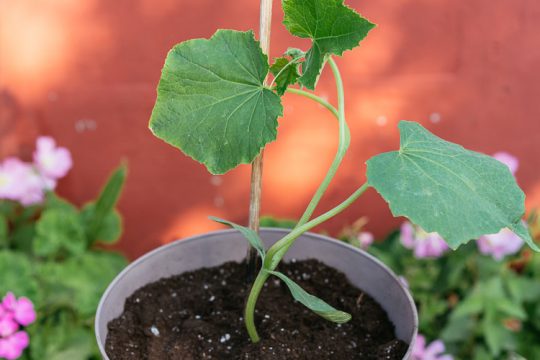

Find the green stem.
[
  {"left": 244, "top": 269, "right": 270, "bottom": 342},
  {"left": 286, "top": 88, "right": 339, "bottom": 119},
  {"left": 244, "top": 182, "right": 370, "bottom": 342},
  {"left": 265, "top": 182, "right": 369, "bottom": 269},
  {"left": 295, "top": 57, "right": 349, "bottom": 227},
  {"left": 243, "top": 57, "right": 360, "bottom": 342}
]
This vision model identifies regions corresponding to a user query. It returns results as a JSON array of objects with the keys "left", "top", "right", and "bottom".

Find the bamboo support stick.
[{"left": 247, "top": 0, "right": 273, "bottom": 279}]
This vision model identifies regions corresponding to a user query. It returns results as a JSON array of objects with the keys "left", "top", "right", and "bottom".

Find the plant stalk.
[
  {"left": 247, "top": 0, "right": 273, "bottom": 279},
  {"left": 265, "top": 182, "right": 369, "bottom": 269},
  {"left": 296, "top": 57, "right": 349, "bottom": 227},
  {"left": 286, "top": 88, "right": 339, "bottom": 119},
  {"left": 244, "top": 269, "right": 269, "bottom": 342},
  {"left": 244, "top": 182, "right": 370, "bottom": 341}
]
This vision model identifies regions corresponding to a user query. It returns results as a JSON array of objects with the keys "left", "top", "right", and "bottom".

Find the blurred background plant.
[
  {"left": 346, "top": 212, "right": 540, "bottom": 360},
  {"left": 0, "top": 137, "right": 127, "bottom": 359}
]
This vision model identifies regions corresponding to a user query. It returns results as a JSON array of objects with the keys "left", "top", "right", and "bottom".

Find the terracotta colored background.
[{"left": 1, "top": 0, "right": 539, "bottom": 259}]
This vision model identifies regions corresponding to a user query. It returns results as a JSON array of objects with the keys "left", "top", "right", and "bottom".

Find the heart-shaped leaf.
[
  {"left": 366, "top": 121, "right": 537, "bottom": 251},
  {"left": 268, "top": 270, "right": 351, "bottom": 323},
  {"left": 150, "top": 30, "right": 283, "bottom": 174},
  {"left": 282, "top": 0, "right": 375, "bottom": 89}
]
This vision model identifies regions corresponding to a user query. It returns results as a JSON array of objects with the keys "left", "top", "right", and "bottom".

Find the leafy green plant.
[
  {"left": 149, "top": 0, "right": 539, "bottom": 343},
  {"left": 0, "top": 165, "right": 127, "bottom": 359},
  {"left": 338, "top": 214, "right": 540, "bottom": 360}
]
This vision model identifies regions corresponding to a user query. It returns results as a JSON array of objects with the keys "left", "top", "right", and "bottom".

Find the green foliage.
[
  {"left": 0, "top": 164, "right": 128, "bottom": 359},
  {"left": 83, "top": 164, "right": 126, "bottom": 243},
  {"left": 0, "top": 214, "right": 7, "bottom": 248},
  {"left": 149, "top": 30, "right": 283, "bottom": 174},
  {"left": 81, "top": 206, "right": 122, "bottom": 244},
  {"left": 282, "top": 0, "right": 375, "bottom": 89},
  {"left": 268, "top": 270, "right": 351, "bottom": 323},
  {"left": 367, "top": 121, "right": 535, "bottom": 250},
  {"left": 342, "top": 224, "right": 540, "bottom": 360},
  {"left": 270, "top": 55, "right": 301, "bottom": 95},
  {"left": 210, "top": 217, "right": 266, "bottom": 260},
  {"left": 34, "top": 207, "right": 86, "bottom": 257},
  {"left": 0, "top": 251, "right": 39, "bottom": 302},
  {"left": 213, "top": 216, "right": 351, "bottom": 324},
  {"left": 28, "top": 312, "right": 97, "bottom": 360}
]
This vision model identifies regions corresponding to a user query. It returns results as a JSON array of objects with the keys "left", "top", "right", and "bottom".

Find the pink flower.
[
  {"left": 1, "top": 293, "right": 36, "bottom": 327},
  {"left": 0, "top": 331, "right": 29, "bottom": 360},
  {"left": 0, "top": 316, "right": 18, "bottom": 338},
  {"left": 400, "top": 222, "right": 449, "bottom": 259},
  {"left": 0, "top": 158, "right": 45, "bottom": 206},
  {"left": 477, "top": 227, "right": 524, "bottom": 261},
  {"left": 0, "top": 293, "right": 35, "bottom": 359},
  {"left": 493, "top": 152, "right": 518, "bottom": 176},
  {"left": 33, "top": 136, "right": 72, "bottom": 181},
  {"left": 412, "top": 334, "right": 453, "bottom": 360},
  {"left": 357, "top": 231, "right": 374, "bottom": 249}
]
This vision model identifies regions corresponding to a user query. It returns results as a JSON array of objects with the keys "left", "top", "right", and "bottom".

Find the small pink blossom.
[
  {"left": 1, "top": 294, "right": 16, "bottom": 313},
  {"left": 0, "top": 158, "right": 45, "bottom": 205},
  {"left": 0, "top": 293, "right": 35, "bottom": 359},
  {"left": 0, "top": 331, "right": 29, "bottom": 360},
  {"left": 33, "top": 136, "right": 72, "bottom": 181},
  {"left": 477, "top": 227, "right": 524, "bottom": 261},
  {"left": 493, "top": 152, "right": 518, "bottom": 176},
  {"left": 1, "top": 293, "right": 36, "bottom": 327},
  {"left": 0, "top": 136, "right": 71, "bottom": 206},
  {"left": 0, "top": 316, "right": 18, "bottom": 338},
  {"left": 412, "top": 334, "right": 453, "bottom": 360},
  {"left": 12, "top": 299, "right": 35, "bottom": 327},
  {"left": 400, "top": 222, "right": 449, "bottom": 259},
  {"left": 357, "top": 231, "right": 374, "bottom": 249}
]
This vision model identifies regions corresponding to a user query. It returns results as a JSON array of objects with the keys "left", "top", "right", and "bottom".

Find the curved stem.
[
  {"left": 244, "top": 182, "right": 370, "bottom": 342},
  {"left": 265, "top": 182, "right": 370, "bottom": 270},
  {"left": 244, "top": 269, "right": 270, "bottom": 342},
  {"left": 296, "top": 57, "right": 349, "bottom": 227},
  {"left": 286, "top": 88, "right": 339, "bottom": 119}
]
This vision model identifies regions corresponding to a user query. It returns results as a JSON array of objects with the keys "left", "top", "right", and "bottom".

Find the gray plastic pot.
[{"left": 95, "top": 228, "right": 418, "bottom": 359}]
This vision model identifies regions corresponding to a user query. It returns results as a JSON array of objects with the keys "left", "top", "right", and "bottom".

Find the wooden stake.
[{"left": 247, "top": 0, "right": 273, "bottom": 279}]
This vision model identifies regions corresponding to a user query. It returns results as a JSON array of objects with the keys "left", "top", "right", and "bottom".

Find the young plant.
[{"left": 149, "top": 0, "right": 539, "bottom": 343}]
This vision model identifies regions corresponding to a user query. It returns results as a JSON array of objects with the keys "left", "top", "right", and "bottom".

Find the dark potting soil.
[{"left": 106, "top": 259, "right": 408, "bottom": 359}]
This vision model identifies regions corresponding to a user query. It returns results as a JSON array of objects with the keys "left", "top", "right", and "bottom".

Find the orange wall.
[{"left": 1, "top": 0, "right": 539, "bottom": 259}]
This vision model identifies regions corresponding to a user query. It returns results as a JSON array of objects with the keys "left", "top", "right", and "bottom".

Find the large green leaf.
[
  {"left": 149, "top": 30, "right": 283, "bottom": 174},
  {"left": 282, "top": 0, "right": 375, "bottom": 89},
  {"left": 268, "top": 270, "right": 351, "bottom": 323},
  {"left": 366, "top": 121, "right": 537, "bottom": 250}
]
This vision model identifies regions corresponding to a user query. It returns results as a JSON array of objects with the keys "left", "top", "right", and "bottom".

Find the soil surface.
[{"left": 106, "top": 259, "right": 408, "bottom": 359}]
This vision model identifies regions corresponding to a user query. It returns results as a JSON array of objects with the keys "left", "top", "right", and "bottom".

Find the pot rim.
[{"left": 95, "top": 228, "right": 418, "bottom": 358}]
